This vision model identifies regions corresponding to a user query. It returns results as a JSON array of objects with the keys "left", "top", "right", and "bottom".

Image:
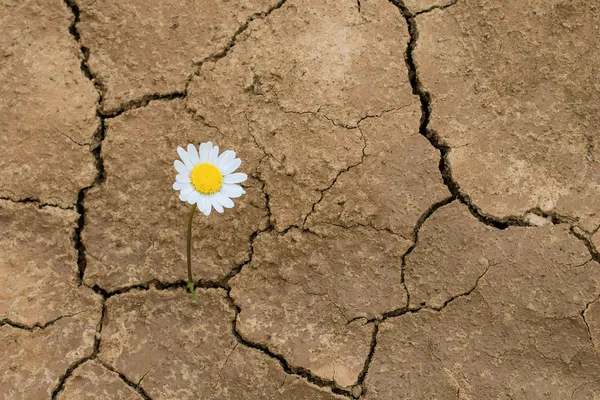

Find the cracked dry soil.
[{"left": 1, "top": 0, "right": 600, "bottom": 398}]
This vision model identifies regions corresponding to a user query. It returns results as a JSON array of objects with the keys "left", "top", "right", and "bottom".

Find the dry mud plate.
[{"left": 1, "top": 0, "right": 600, "bottom": 399}]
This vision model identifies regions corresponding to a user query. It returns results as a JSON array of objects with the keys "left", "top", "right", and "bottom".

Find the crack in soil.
[
  {"left": 581, "top": 296, "right": 599, "bottom": 351},
  {"left": 0, "top": 196, "right": 74, "bottom": 211},
  {"left": 64, "top": 0, "right": 106, "bottom": 103},
  {"left": 413, "top": 0, "right": 458, "bottom": 16},
  {"left": 192, "top": 0, "right": 289, "bottom": 70},
  {"left": 571, "top": 226, "right": 600, "bottom": 264},
  {"left": 427, "top": 260, "right": 494, "bottom": 312},
  {"left": 354, "top": 255, "right": 496, "bottom": 399},
  {"left": 355, "top": 322, "right": 379, "bottom": 391},
  {"left": 387, "top": 0, "right": 535, "bottom": 232},
  {"left": 224, "top": 295, "right": 355, "bottom": 398},
  {"left": 73, "top": 120, "right": 105, "bottom": 284},
  {"left": 302, "top": 125, "right": 368, "bottom": 228},
  {"left": 399, "top": 196, "right": 455, "bottom": 303},
  {"left": 54, "top": 127, "right": 91, "bottom": 147},
  {"left": 97, "top": 359, "right": 153, "bottom": 400},
  {"left": 50, "top": 302, "right": 106, "bottom": 399},
  {"left": 100, "top": 92, "right": 186, "bottom": 119},
  {"left": 0, "top": 310, "right": 88, "bottom": 332}
]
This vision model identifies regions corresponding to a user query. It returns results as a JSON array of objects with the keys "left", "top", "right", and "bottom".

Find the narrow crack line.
[
  {"left": 211, "top": 343, "right": 239, "bottom": 391},
  {"left": 302, "top": 127, "right": 367, "bottom": 228},
  {"left": 572, "top": 381, "right": 598, "bottom": 399},
  {"left": 353, "top": 101, "right": 420, "bottom": 127},
  {"left": 51, "top": 302, "right": 106, "bottom": 399},
  {"left": 97, "top": 360, "right": 154, "bottom": 400},
  {"left": 224, "top": 295, "right": 353, "bottom": 398},
  {"left": 278, "top": 101, "right": 419, "bottom": 129},
  {"left": 0, "top": 310, "right": 87, "bottom": 331},
  {"left": 581, "top": 295, "right": 600, "bottom": 350},
  {"left": 136, "top": 361, "right": 159, "bottom": 387},
  {"left": 325, "top": 293, "right": 350, "bottom": 323},
  {"left": 374, "top": 260, "right": 499, "bottom": 323},
  {"left": 100, "top": 92, "right": 186, "bottom": 119},
  {"left": 430, "top": 260, "right": 495, "bottom": 312},
  {"left": 566, "top": 257, "right": 594, "bottom": 269},
  {"left": 54, "top": 127, "right": 91, "bottom": 147},
  {"left": 245, "top": 112, "right": 284, "bottom": 165},
  {"left": 317, "top": 220, "right": 407, "bottom": 239},
  {"left": 192, "top": 0, "right": 289, "bottom": 70},
  {"left": 187, "top": 111, "right": 222, "bottom": 134},
  {"left": 267, "top": 375, "right": 288, "bottom": 400},
  {"left": 413, "top": 0, "right": 458, "bottom": 16},
  {"left": 0, "top": 196, "right": 74, "bottom": 210}
]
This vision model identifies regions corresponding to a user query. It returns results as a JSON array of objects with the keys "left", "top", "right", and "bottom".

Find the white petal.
[
  {"left": 220, "top": 184, "right": 245, "bottom": 199},
  {"left": 200, "top": 142, "right": 213, "bottom": 162},
  {"left": 181, "top": 186, "right": 195, "bottom": 196},
  {"left": 177, "top": 147, "right": 194, "bottom": 170},
  {"left": 209, "top": 145, "right": 219, "bottom": 164},
  {"left": 220, "top": 158, "right": 242, "bottom": 175},
  {"left": 202, "top": 196, "right": 212, "bottom": 216},
  {"left": 187, "top": 144, "right": 200, "bottom": 165},
  {"left": 179, "top": 192, "right": 189, "bottom": 202},
  {"left": 216, "top": 150, "right": 235, "bottom": 169},
  {"left": 187, "top": 191, "right": 200, "bottom": 205},
  {"left": 223, "top": 173, "right": 248, "bottom": 184},
  {"left": 211, "top": 195, "right": 224, "bottom": 213},
  {"left": 196, "top": 194, "right": 207, "bottom": 213},
  {"left": 177, "top": 174, "right": 191, "bottom": 184},
  {"left": 173, "top": 182, "right": 188, "bottom": 191},
  {"left": 214, "top": 192, "right": 234, "bottom": 208},
  {"left": 199, "top": 195, "right": 209, "bottom": 216},
  {"left": 174, "top": 160, "right": 188, "bottom": 175}
]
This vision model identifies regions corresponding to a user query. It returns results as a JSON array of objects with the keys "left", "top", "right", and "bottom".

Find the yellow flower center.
[{"left": 191, "top": 163, "right": 223, "bottom": 194}]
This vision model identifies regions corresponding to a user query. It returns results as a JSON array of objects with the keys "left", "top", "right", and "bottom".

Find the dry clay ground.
[{"left": 1, "top": 0, "right": 600, "bottom": 398}]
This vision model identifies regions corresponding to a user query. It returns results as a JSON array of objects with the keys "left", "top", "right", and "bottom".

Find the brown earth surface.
[{"left": 1, "top": 0, "right": 599, "bottom": 399}]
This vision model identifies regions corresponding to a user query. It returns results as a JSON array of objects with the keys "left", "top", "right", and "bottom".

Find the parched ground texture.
[{"left": 1, "top": 0, "right": 600, "bottom": 398}]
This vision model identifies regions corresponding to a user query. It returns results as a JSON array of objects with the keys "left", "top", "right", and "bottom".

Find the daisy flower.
[{"left": 173, "top": 142, "right": 247, "bottom": 216}]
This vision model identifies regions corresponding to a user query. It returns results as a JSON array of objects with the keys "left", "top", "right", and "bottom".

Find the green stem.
[{"left": 187, "top": 204, "right": 199, "bottom": 303}]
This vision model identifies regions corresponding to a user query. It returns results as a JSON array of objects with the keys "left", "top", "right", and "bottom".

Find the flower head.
[{"left": 173, "top": 142, "right": 247, "bottom": 216}]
